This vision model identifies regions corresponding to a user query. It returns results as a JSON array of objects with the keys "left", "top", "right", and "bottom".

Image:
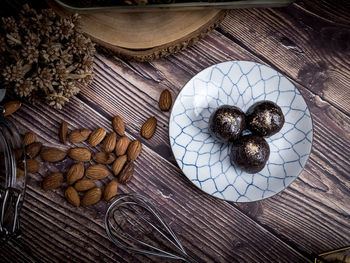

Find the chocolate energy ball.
[
  {"left": 246, "top": 101, "right": 285, "bottom": 137},
  {"left": 208, "top": 105, "right": 246, "bottom": 143},
  {"left": 230, "top": 134, "right": 270, "bottom": 174}
]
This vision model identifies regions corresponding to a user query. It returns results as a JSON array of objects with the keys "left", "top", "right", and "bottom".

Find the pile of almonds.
[
  {"left": 5, "top": 88, "right": 172, "bottom": 208},
  {"left": 40, "top": 115, "right": 142, "bottom": 207}
]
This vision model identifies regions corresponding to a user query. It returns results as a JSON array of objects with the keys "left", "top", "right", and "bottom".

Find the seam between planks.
[
  {"left": 214, "top": 26, "right": 350, "bottom": 119},
  {"left": 72, "top": 65, "right": 311, "bottom": 262}
]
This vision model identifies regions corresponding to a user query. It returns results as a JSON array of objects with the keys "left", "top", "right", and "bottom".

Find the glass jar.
[{"left": 0, "top": 89, "right": 27, "bottom": 245}]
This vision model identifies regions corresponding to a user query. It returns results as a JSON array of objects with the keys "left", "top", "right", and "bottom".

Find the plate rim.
[{"left": 168, "top": 60, "right": 314, "bottom": 202}]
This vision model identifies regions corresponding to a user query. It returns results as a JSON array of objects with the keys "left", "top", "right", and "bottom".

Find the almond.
[
  {"left": 115, "top": 136, "right": 130, "bottom": 156},
  {"left": 3, "top": 101, "right": 21, "bottom": 116},
  {"left": 102, "top": 132, "right": 116, "bottom": 153},
  {"left": 104, "top": 180, "right": 118, "bottom": 202},
  {"left": 74, "top": 179, "right": 96, "bottom": 192},
  {"left": 68, "top": 147, "right": 91, "bottom": 162},
  {"left": 127, "top": 140, "right": 142, "bottom": 162},
  {"left": 112, "top": 115, "right": 125, "bottom": 136},
  {"left": 59, "top": 121, "right": 68, "bottom": 144},
  {"left": 69, "top": 129, "right": 91, "bottom": 143},
  {"left": 89, "top": 128, "right": 106, "bottom": 147},
  {"left": 141, "top": 117, "right": 157, "bottom": 139},
  {"left": 66, "top": 163, "right": 84, "bottom": 185},
  {"left": 40, "top": 148, "right": 67, "bottom": 162},
  {"left": 42, "top": 173, "right": 63, "bottom": 190},
  {"left": 119, "top": 162, "right": 134, "bottom": 184},
  {"left": 86, "top": 164, "right": 109, "bottom": 180},
  {"left": 23, "top": 159, "right": 39, "bottom": 173},
  {"left": 26, "top": 142, "right": 42, "bottom": 159},
  {"left": 112, "top": 155, "right": 127, "bottom": 176},
  {"left": 93, "top": 152, "right": 115, "bottom": 165},
  {"left": 159, "top": 89, "right": 172, "bottom": 111},
  {"left": 65, "top": 186, "right": 80, "bottom": 207},
  {"left": 23, "top": 132, "right": 35, "bottom": 147},
  {"left": 81, "top": 187, "right": 101, "bottom": 206}
]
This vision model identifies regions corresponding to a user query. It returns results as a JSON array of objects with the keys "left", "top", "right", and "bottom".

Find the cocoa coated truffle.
[
  {"left": 208, "top": 105, "right": 246, "bottom": 143},
  {"left": 246, "top": 101, "right": 285, "bottom": 137},
  {"left": 230, "top": 134, "right": 270, "bottom": 174}
]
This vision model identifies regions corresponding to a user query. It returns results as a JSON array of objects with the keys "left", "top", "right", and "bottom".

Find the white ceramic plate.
[{"left": 169, "top": 61, "right": 313, "bottom": 202}]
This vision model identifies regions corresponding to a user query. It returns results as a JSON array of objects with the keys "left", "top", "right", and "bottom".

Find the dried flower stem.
[{"left": 0, "top": 4, "right": 95, "bottom": 110}]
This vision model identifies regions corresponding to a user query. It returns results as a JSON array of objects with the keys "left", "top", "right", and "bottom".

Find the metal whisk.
[{"left": 105, "top": 193, "right": 198, "bottom": 262}]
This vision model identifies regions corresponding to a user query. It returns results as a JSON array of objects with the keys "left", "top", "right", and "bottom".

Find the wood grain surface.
[{"left": 1, "top": 0, "right": 350, "bottom": 262}]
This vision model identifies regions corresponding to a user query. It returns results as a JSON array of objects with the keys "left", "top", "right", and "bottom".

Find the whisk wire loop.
[{"left": 105, "top": 193, "right": 197, "bottom": 262}]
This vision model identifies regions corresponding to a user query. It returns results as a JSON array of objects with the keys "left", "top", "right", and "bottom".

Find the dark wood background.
[{"left": 1, "top": 0, "right": 350, "bottom": 262}]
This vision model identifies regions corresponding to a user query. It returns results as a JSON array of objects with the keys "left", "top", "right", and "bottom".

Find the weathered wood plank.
[
  {"left": 79, "top": 30, "right": 350, "bottom": 255},
  {"left": 20, "top": 195, "right": 139, "bottom": 263},
  {"left": 0, "top": 240, "right": 34, "bottom": 263},
  {"left": 3, "top": 27, "right": 348, "bottom": 262},
  {"left": 1, "top": 1, "right": 349, "bottom": 262},
  {"left": 219, "top": 3, "right": 350, "bottom": 114},
  {"left": 295, "top": 0, "right": 350, "bottom": 25},
  {"left": 3, "top": 97, "right": 310, "bottom": 263},
  {"left": 95, "top": 31, "right": 350, "bottom": 179},
  {"left": 235, "top": 94, "right": 350, "bottom": 253}
]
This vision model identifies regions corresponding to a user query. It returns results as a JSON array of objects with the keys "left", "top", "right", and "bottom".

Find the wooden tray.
[{"left": 48, "top": 1, "right": 227, "bottom": 61}]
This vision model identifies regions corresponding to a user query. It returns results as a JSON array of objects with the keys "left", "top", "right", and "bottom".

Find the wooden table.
[{"left": 2, "top": 1, "right": 350, "bottom": 262}]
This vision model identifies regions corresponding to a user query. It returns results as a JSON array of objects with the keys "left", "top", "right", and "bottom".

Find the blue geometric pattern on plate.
[{"left": 169, "top": 61, "right": 313, "bottom": 202}]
